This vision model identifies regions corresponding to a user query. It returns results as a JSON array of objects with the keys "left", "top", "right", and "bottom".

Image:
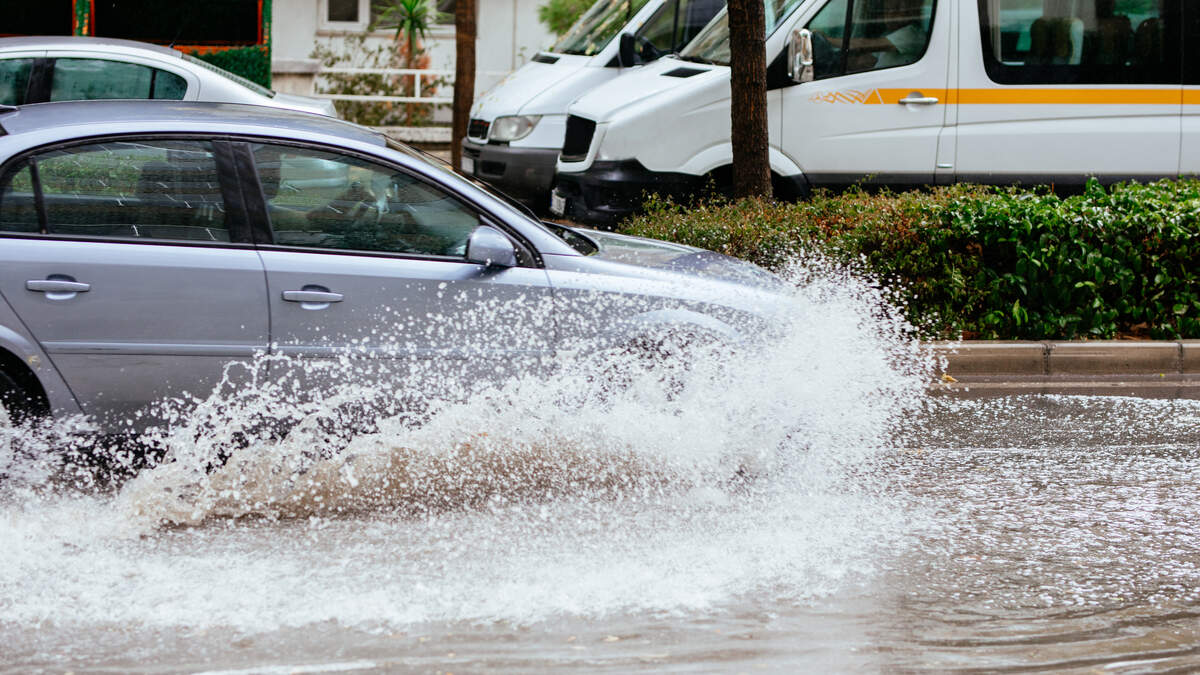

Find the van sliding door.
[{"left": 953, "top": 0, "right": 1182, "bottom": 186}]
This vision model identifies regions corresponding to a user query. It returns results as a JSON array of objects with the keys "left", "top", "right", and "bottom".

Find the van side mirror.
[
  {"left": 788, "top": 28, "right": 814, "bottom": 83},
  {"left": 465, "top": 225, "right": 518, "bottom": 268},
  {"left": 619, "top": 32, "right": 637, "bottom": 68}
]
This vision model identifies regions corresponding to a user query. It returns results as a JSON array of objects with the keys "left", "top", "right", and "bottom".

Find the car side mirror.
[
  {"left": 788, "top": 28, "right": 814, "bottom": 83},
  {"left": 465, "top": 225, "right": 518, "bottom": 268},
  {"left": 618, "top": 32, "right": 637, "bottom": 68}
]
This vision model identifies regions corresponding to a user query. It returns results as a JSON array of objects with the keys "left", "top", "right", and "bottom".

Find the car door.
[
  {"left": 952, "top": 0, "right": 1181, "bottom": 185},
  {"left": 781, "top": 0, "right": 952, "bottom": 188},
  {"left": 0, "top": 137, "right": 269, "bottom": 425},
  {"left": 240, "top": 141, "right": 556, "bottom": 397}
]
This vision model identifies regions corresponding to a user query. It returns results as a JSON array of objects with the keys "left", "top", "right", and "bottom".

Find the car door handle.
[
  {"left": 898, "top": 94, "right": 939, "bottom": 105},
  {"left": 282, "top": 290, "right": 344, "bottom": 303},
  {"left": 27, "top": 279, "right": 91, "bottom": 294}
]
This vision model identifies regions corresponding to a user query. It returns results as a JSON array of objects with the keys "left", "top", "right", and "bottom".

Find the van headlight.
[{"left": 489, "top": 115, "right": 541, "bottom": 142}]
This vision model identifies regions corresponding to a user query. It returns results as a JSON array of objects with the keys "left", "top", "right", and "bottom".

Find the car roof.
[
  {"left": 0, "top": 100, "right": 384, "bottom": 147},
  {"left": 0, "top": 35, "right": 183, "bottom": 58}
]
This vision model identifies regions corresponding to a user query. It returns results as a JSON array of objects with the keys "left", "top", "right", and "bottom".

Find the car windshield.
[
  {"left": 181, "top": 53, "right": 276, "bottom": 98},
  {"left": 384, "top": 136, "right": 597, "bottom": 254},
  {"left": 678, "top": 0, "right": 805, "bottom": 65},
  {"left": 549, "top": 0, "right": 652, "bottom": 56}
]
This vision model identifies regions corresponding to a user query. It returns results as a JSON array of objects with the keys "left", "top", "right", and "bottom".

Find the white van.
[
  {"left": 461, "top": 0, "right": 724, "bottom": 208},
  {"left": 553, "top": 0, "right": 1190, "bottom": 225}
]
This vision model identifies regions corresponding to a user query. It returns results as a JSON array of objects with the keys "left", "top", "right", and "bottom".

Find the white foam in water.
[{"left": 0, "top": 259, "right": 935, "bottom": 632}]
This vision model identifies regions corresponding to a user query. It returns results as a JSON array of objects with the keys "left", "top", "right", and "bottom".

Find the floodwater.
[{"left": 3, "top": 266, "right": 1200, "bottom": 673}]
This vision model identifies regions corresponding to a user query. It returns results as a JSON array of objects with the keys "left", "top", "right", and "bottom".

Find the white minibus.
[
  {"left": 461, "top": 0, "right": 725, "bottom": 208},
  {"left": 553, "top": 0, "right": 1189, "bottom": 225}
]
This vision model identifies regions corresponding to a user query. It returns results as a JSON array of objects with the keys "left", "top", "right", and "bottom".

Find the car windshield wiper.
[{"left": 676, "top": 54, "right": 714, "bottom": 65}]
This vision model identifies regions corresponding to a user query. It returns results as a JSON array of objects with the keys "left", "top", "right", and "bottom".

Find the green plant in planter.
[{"left": 372, "top": 0, "right": 432, "bottom": 70}]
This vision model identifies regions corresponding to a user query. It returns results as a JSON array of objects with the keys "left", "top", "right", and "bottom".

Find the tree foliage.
[{"left": 538, "top": 0, "right": 593, "bottom": 35}]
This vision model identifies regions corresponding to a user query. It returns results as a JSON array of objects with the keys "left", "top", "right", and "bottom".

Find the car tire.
[{"left": 0, "top": 368, "right": 42, "bottom": 426}]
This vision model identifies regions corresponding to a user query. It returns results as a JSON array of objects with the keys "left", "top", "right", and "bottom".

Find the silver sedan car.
[
  {"left": 0, "top": 100, "right": 784, "bottom": 430},
  {"left": 0, "top": 36, "right": 336, "bottom": 117}
]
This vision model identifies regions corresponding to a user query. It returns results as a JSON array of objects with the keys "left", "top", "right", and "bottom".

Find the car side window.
[
  {"left": 978, "top": 0, "right": 1181, "bottom": 84},
  {"left": 807, "top": 0, "right": 937, "bottom": 80},
  {"left": 0, "top": 59, "right": 34, "bottom": 106},
  {"left": 49, "top": 58, "right": 188, "bottom": 101},
  {"left": 0, "top": 162, "right": 40, "bottom": 233},
  {"left": 252, "top": 144, "right": 480, "bottom": 258},
  {"left": 31, "top": 139, "right": 231, "bottom": 242}
]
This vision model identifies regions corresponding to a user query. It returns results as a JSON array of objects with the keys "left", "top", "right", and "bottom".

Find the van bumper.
[
  {"left": 551, "top": 160, "right": 703, "bottom": 228},
  {"left": 461, "top": 139, "right": 559, "bottom": 208}
]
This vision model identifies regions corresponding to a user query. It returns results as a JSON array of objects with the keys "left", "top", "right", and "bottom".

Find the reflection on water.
[{"left": 2, "top": 264, "right": 1200, "bottom": 672}]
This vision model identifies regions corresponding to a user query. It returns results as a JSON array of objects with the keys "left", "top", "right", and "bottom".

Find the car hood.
[{"left": 581, "top": 229, "right": 785, "bottom": 290}]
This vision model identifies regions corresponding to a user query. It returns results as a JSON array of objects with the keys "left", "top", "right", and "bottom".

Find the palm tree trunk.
[
  {"left": 728, "top": 0, "right": 772, "bottom": 199},
  {"left": 452, "top": 0, "right": 477, "bottom": 172}
]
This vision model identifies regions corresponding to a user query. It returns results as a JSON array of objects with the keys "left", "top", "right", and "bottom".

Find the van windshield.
[
  {"left": 678, "top": 0, "right": 805, "bottom": 65},
  {"left": 550, "top": 0, "right": 652, "bottom": 56}
]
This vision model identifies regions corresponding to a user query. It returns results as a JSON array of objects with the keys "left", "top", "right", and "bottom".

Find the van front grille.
[
  {"left": 467, "top": 118, "right": 490, "bottom": 140},
  {"left": 560, "top": 115, "right": 596, "bottom": 163}
]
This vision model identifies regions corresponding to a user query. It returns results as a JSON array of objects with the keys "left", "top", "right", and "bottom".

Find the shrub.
[{"left": 620, "top": 180, "right": 1200, "bottom": 340}]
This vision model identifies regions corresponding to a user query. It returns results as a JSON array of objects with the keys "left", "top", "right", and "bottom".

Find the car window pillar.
[
  {"left": 26, "top": 59, "right": 54, "bottom": 103},
  {"left": 229, "top": 141, "right": 275, "bottom": 245},
  {"left": 208, "top": 140, "right": 256, "bottom": 244}
]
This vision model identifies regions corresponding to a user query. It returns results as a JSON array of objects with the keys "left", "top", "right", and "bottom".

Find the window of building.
[
  {"left": 978, "top": 0, "right": 1181, "bottom": 84},
  {"left": 5, "top": 1, "right": 73, "bottom": 36},
  {"left": 93, "top": 0, "right": 260, "bottom": 45}
]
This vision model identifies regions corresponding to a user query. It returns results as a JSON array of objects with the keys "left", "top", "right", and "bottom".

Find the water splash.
[{"left": 0, "top": 258, "right": 935, "bottom": 632}]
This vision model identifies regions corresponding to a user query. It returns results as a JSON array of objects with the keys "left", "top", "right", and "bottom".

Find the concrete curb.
[{"left": 930, "top": 340, "right": 1200, "bottom": 398}]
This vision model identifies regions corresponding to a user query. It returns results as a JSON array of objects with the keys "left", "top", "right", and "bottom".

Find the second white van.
[
  {"left": 461, "top": 0, "right": 725, "bottom": 209},
  {"left": 553, "top": 0, "right": 1190, "bottom": 225}
]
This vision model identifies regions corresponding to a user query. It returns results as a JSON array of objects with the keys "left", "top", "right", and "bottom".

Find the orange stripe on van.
[{"left": 861, "top": 88, "right": 1183, "bottom": 105}]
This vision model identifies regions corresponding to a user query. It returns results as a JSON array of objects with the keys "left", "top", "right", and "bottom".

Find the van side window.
[
  {"left": 635, "top": 0, "right": 725, "bottom": 61},
  {"left": 978, "top": 0, "right": 1181, "bottom": 84},
  {"left": 806, "top": 0, "right": 937, "bottom": 79}
]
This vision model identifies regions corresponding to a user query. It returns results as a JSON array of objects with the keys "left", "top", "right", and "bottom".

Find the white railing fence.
[{"left": 312, "top": 67, "right": 509, "bottom": 105}]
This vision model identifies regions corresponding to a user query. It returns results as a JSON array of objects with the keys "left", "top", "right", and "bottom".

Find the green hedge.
[
  {"left": 619, "top": 180, "right": 1200, "bottom": 340},
  {"left": 188, "top": 46, "right": 272, "bottom": 89}
]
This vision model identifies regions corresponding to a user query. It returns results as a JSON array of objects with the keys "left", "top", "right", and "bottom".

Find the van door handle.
[{"left": 898, "top": 94, "right": 939, "bottom": 105}]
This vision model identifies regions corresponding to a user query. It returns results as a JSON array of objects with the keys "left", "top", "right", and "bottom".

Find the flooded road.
[{"left": 3, "top": 271, "right": 1200, "bottom": 673}]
